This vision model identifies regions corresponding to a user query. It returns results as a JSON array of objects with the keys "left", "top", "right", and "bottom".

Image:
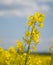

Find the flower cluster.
[
  {"left": 24, "top": 12, "right": 44, "bottom": 52},
  {"left": 27, "top": 12, "right": 44, "bottom": 28},
  {"left": 0, "top": 47, "right": 51, "bottom": 65},
  {"left": 0, "top": 12, "right": 45, "bottom": 65}
]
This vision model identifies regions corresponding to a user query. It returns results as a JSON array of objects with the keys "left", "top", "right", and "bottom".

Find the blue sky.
[{"left": 0, "top": 0, "right": 53, "bottom": 52}]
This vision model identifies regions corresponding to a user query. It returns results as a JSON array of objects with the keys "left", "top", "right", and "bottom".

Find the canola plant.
[{"left": 0, "top": 12, "right": 51, "bottom": 65}]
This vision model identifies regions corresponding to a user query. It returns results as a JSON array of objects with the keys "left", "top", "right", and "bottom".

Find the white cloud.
[
  {"left": 37, "top": 0, "right": 53, "bottom": 2},
  {"left": 0, "top": 0, "right": 33, "bottom": 6},
  {"left": 0, "top": 0, "right": 14, "bottom": 5},
  {"left": 0, "top": 0, "right": 52, "bottom": 6},
  {"left": 0, "top": 0, "right": 52, "bottom": 17},
  {"left": 0, "top": 10, "right": 24, "bottom": 17}
]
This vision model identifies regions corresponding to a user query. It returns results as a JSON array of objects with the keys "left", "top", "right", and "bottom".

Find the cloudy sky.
[{"left": 0, "top": 0, "right": 53, "bottom": 52}]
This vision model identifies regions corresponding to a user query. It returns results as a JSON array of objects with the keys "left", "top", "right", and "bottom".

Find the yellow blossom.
[
  {"left": 39, "top": 23, "right": 44, "bottom": 28},
  {"left": 27, "top": 16, "right": 35, "bottom": 21},
  {"left": 8, "top": 47, "right": 16, "bottom": 53},
  {"left": 34, "top": 12, "right": 40, "bottom": 18},
  {"left": 5, "top": 51, "right": 10, "bottom": 60},
  {"left": 23, "top": 53, "right": 27, "bottom": 56},
  {"left": 32, "top": 45, "right": 37, "bottom": 51},
  {"left": 0, "top": 48, "right": 4, "bottom": 53},
  {"left": 38, "top": 16, "right": 44, "bottom": 23},
  {"left": 25, "top": 30, "right": 31, "bottom": 37},
  {"left": 34, "top": 12, "right": 40, "bottom": 21},
  {"left": 16, "top": 40, "right": 24, "bottom": 50},
  {"left": 33, "top": 37, "right": 39, "bottom": 44},
  {"left": 27, "top": 21, "right": 33, "bottom": 26}
]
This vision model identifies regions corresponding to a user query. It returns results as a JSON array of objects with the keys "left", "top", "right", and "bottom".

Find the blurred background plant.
[{"left": 49, "top": 40, "right": 53, "bottom": 65}]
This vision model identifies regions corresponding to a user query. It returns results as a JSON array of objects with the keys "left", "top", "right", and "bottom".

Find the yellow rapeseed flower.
[
  {"left": 34, "top": 12, "right": 40, "bottom": 21},
  {"left": 25, "top": 30, "right": 31, "bottom": 37},
  {"left": 0, "top": 48, "right": 4, "bottom": 53},
  {"left": 39, "top": 23, "right": 44, "bottom": 28},
  {"left": 27, "top": 16, "right": 35, "bottom": 21},
  {"left": 8, "top": 47, "right": 16, "bottom": 53},
  {"left": 38, "top": 16, "right": 44, "bottom": 23},
  {"left": 16, "top": 40, "right": 24, "bottom": 50},
  {"left": 32, "top": 45, "right": 37, "bottom": 51},
  {"left": 34, "top": 12, "right": 40, "bottom": 18},
  {"left": 5, "top": 51, "right": 10, "bottom": 60},
  {"left": 33, "top": 37, "right": 39, "bottom": 44},
  {"left": 27, "top": 21, "right": 33, "bottom": 26}
]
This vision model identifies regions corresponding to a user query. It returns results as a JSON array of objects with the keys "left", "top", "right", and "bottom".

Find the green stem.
[
  {"left": 24, "top": 45, "right": 30, "bottom": 65},
  {"left": 24, "top": 23, "right": 35, "bottom": 65}
]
